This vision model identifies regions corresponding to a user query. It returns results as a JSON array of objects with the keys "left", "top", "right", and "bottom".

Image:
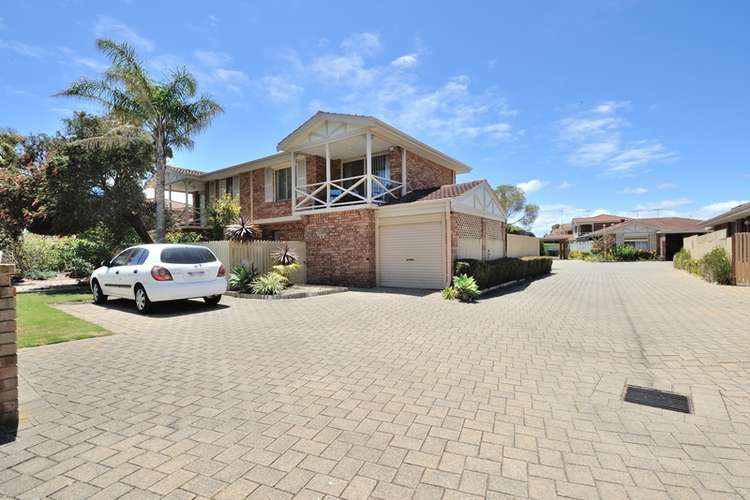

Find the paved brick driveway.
[{"left": 4, "top": 261, "right": 750, "bottom": 499}]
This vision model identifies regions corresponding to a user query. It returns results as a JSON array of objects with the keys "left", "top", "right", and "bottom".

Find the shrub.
[
  {"left": 611, "top": 244, "right": 639, "bottom": 262},
  {"left": 441, "top": 286, "right": 459, "bottom": 300},
  {"left": 455, "top": 256, "right": 552, "bottom": 289},
  {"left": 228, "top": 264, "right": 258, "bottom": 292},
  {"left": 674, "top": 248, "right": 700, "bottom": 275},
  {"left": 448, "top": 274, "right": 480, "bottom": 302},
  {"left": 20, "top": 234, "right": 67, "bottom": 275},
  {"left": 25, "top": 270, "right": 57, "bottom": 280},
  {"left": 165, "top": 231, "right": 203, "bottom": 244},
  {"left": 66, "top": 257, "right": 94, "bottom": 278},
  {"left": 251, "top": 272, "right": 286, "bottom": 295},
  {"left": 569, "top": 250, "right": 591, "bottom": 260},
  {"left": 207, "top": 194, "right": 241, "bottom": 240},
  {"left": 700, "top": 247, "right": 732, "bottom": 284}
]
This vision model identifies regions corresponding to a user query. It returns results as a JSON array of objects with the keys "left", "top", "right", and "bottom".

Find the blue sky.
[{"left": 2, "top": 1, "right": 748, "bottom": 235}]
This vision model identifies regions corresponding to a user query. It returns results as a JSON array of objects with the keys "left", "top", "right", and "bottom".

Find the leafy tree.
[
  {"left": 56, "top": 39, "right": 222, "bottom": 242},
  {"left": 208, "top": 194, "right": 240, "bottom": 240},
  {"left": 494, "top": 184, "right": 540, "bottom": 230},
  {"left": 40, "top": 112, "right": 155, "bottom": 242},
  {"left": 0, "top": 114, "right": 155, "bottom": 245}
]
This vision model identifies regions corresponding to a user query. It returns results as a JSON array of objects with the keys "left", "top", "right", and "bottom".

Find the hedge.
[{"left": 455, "top": 256, "right": 553, "bottom": 289}]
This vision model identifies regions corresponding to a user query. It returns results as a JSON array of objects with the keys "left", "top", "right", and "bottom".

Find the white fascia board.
[{"left": 376, "top": 198, "right": 449, "bottom": 218}]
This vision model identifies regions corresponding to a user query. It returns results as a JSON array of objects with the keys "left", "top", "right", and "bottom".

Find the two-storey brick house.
[{"left": 165, "top": 112, "right": 507, "bottom": 288}]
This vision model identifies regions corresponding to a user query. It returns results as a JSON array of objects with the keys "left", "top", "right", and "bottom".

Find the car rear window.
[{"left": 160, "top": 247, "right": 216, "bottom": 264}]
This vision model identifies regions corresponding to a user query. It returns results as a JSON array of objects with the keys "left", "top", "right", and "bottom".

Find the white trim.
[
  {"left": 401, "top": 147, "right": 407, "bottom": 196},
  {"left": 253, "top": 215, "right": 303, "bottom": 224},
  {"left": 450, "top": 204, "right": 504, "bottom": 221},
  {"left": 376, "top": 198, "right": 449, "bottom": 218},
  {"left": 366, "top": 132, "right": 373, "bottom": 203},
  {"left": 290, "top": 152, "right": 296, "bottom": 213}
]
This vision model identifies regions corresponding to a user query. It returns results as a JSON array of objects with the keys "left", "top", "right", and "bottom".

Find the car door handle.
[
  {"left": 115, "top": 270, "right": 119, "bottom": 274},
  {"left": 133, "top": 270, "right": 138, "bottom": 274}
]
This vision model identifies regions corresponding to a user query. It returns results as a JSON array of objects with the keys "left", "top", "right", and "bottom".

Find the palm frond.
[{"left": 166, "top": 68, "right": 198, "bottom": 99}]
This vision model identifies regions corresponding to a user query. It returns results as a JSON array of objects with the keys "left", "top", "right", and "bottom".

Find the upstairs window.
[
  {"left": 274, "top": 168, "right": 291, "bottom": 201},
  {"left": 225, "top": 177, "right": 233, "bottom": 197}
]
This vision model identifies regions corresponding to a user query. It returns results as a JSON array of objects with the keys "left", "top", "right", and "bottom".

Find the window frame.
[{"left": 274, "top": 167, "right": 292, "bottom": 202}]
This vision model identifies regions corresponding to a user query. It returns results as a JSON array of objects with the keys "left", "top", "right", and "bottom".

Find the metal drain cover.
[{"left": 624, "top": 385, "right": 691, "bottom": 413}]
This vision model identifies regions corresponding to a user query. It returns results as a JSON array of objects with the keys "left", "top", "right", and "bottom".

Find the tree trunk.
[
  {"left": 123, "top": 211, "right": 154, "bottom": 244},
  {"left": 154, "top": 136, "right": 166, "bottom": 243}
]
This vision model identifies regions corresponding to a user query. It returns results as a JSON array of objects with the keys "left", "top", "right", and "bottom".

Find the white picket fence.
[{"left": 192, "top": 240, "right": 307, "bottom": 284}]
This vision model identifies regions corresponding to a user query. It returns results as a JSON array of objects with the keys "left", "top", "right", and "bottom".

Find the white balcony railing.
[{"left": 295, "top": 174, "right": 402, "bottom": 212}]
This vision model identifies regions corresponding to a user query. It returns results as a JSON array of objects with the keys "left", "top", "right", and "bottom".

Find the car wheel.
[
  {"left": 134, "top": 286, "right": 152, "bottom": 314},
  {"left": 204, "top": 295, "right": 221, "bottom": 306},
  {"left": 92, "top": 281, "right": 107, "bottom": 304}
]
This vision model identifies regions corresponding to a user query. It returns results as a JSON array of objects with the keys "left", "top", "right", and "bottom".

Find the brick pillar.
[{"left": 0, "top": 264, "right": 17, "bottom": 438}]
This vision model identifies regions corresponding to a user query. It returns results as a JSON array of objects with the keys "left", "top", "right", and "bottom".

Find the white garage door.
[{"left": 378, "top": 215, "right": 446, "bottom": 289}]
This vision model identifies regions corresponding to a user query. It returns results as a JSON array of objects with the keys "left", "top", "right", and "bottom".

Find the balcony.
[{"left": 295, "top": 174, "right": 402, "bottom": 212}]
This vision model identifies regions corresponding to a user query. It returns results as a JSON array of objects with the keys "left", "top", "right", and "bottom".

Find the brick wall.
[
  {"left": 259, "top": 221, "right": 306, "bottom": 241},
  {"left": 0, "top": 264, "right": 17, "bottom": 437},
  {"left": 304, "top": 209, "right": 376, "bottom": 287},
  {"left": 241, "top": 170, "right": 293, "bottom": 221},
  {"left": 405, "top": 150, "right": 455, "bottom": 191}
]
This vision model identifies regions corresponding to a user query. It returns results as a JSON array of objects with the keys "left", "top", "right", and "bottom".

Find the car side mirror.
[{"left": 100, "top": 260, "right": 110, "bottom": 268}]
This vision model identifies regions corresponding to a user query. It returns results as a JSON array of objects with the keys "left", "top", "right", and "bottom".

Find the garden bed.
[{"left": 225, "top": 284, "right": 348, "bottom": 300}]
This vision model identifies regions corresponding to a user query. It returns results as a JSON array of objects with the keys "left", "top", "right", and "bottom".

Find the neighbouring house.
[
  {"left": 575, "top": 217, "right": 708, "bottom": 260},
  {"left": 542, "top": 223, "right": 573, "bottom": 258},
  {"left": 571, "top": 214, "right": 629, "bottom": 238},
  {"left": 159, "top": 111, "right": 507, "bottom": 288},
  {"left": 684, "top": 201, "right": 750, "bottom": 284}
]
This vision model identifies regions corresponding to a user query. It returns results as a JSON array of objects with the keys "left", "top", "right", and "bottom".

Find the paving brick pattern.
[{"left": 3, "top": 261, "right": 750, "bottom": 499}]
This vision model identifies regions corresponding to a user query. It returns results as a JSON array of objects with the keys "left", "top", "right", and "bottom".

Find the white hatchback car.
[{"left": 90, "top": 244, "right": 227, "bottom": 314}]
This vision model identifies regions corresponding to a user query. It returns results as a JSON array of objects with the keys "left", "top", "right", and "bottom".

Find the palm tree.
[{"left": 56, "top": 39, "right": 223, "bottom": 242}]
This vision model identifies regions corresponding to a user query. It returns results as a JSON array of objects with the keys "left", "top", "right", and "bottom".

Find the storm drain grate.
[{"left": 623, "top": 385, "right": 691, "bottom": 413}]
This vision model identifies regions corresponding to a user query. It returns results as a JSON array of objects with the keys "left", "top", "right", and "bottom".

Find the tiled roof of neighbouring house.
[
  {"left": 385, "top": 180, "right": 485, "bottom": 205},
  {"left": 702, "top": 201, "right": 750, "bottom": 227},
  {"left": 584, "top": 217, "right": 708, "bottom": 238},
  {"left": 572, "top": 213, "right": 630, "bottom": 224}
]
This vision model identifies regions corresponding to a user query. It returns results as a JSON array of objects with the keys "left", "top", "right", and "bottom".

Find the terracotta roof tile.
[{"left": 385, "top": 180, "right": 485, "bottom": 205}]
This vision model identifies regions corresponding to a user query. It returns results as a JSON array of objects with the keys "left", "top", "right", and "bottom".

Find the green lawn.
[{"left": 17, "top": 292, "right": 110, "bottom": 348}]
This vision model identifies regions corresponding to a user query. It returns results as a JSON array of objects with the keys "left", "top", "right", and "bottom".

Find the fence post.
[{"left": 0, "top": 264, "right": 17, "bottom": 441}]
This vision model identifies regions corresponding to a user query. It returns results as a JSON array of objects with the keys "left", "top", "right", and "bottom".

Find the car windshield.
[{"left": 160, "top": 247, "right": 216, "bottom": 264}]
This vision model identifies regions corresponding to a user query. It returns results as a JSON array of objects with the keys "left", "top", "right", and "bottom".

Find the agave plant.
[
  {"left": 251, "top": 272, "right": 286, "bottom": 295},
  {"left": 228, "top": 264, "right": 258, "bottom": 292},
  {"left": 271, "top": 241, "right": 299, "bottom": 265},
  {"left": 225, "top": 216, "right": 260, "bottom": 242}
]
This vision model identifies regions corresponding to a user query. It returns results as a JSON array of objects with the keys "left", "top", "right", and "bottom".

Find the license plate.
[{"left": 187, "top": 271, "right": 205, "bottom": 277}]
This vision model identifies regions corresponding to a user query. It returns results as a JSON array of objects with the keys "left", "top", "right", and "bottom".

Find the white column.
[
  {"left": 365, "top": 132, "right": 372, "bottom": 203},
  {"left": 401, "top": 147, "right": 407, "bottom": 196},
  {"left": 167, "top": 185, "right": 172, "bottom": 211},
  {"left": 325, "top": 142, "right": 331, "bottom": 207},
  {"left": 290, "top": 152, "right": 296, "bottom": 213}
]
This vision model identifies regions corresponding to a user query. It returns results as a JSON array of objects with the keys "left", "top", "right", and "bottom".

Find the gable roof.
[
  {"left": 385, "top": 180, "right": 484, "bottom": 205},
  {"left": 584, "top": 217, "right": 708, "bottom": 238},
  {"left": 276, "top": 111, "right": 472, "bottom": 174},
  {"left": 572, "top": 213, "right": 629, "bottom": 224},
  {"left": 702, "top": 201, "right": 750, "bottom": 227}
]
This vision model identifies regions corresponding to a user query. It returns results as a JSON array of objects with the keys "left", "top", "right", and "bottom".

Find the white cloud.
[
  {"left": 72, "top": 56, "right": 108, "bottom": 71},
  {"left": 391, "top": 54, "right": 418, "bottom": 68},
  {"left": 658, "top": 182, "right": 677, "bottom": 190},
  {"left": 94, "top": 16, "right": 154, "bottom": 52},
  {"left": 258, "top": 75, "right": 303, "bottom": 102},
  {"left": 340, "top": 32, "right": 382, "bottom": 55},
  {"left": 557, "top": 101, "right": 677, "bottom": 174},
  {"left": 557, "top": 181, "right": 572, "bottom": 189},
  {"left": 0, "top": 39, "right": 46, "bottom": 58},
  {"left": 259, "top": 34, "right": 519, "bottom": 145},
  {"left": 208, "top": 15, "right": 219, "bottom": 28},
  {"left": 699, "top": 200, "right": 748, "bottom": 218},
  {"left": 622, "top": 187, "right": 648, "bottom": 194},
  {"left": 517, "top": 179, "right": 549, "bottom": 194},
  {"left": 533, "top": 204, "right": 610, "bottom": 237},
  {"left": 194, "top": 50, "right": 231, "bottom": 67},
  {"left": 593, "top": 100, "right": 629, "bottom": 114}
]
